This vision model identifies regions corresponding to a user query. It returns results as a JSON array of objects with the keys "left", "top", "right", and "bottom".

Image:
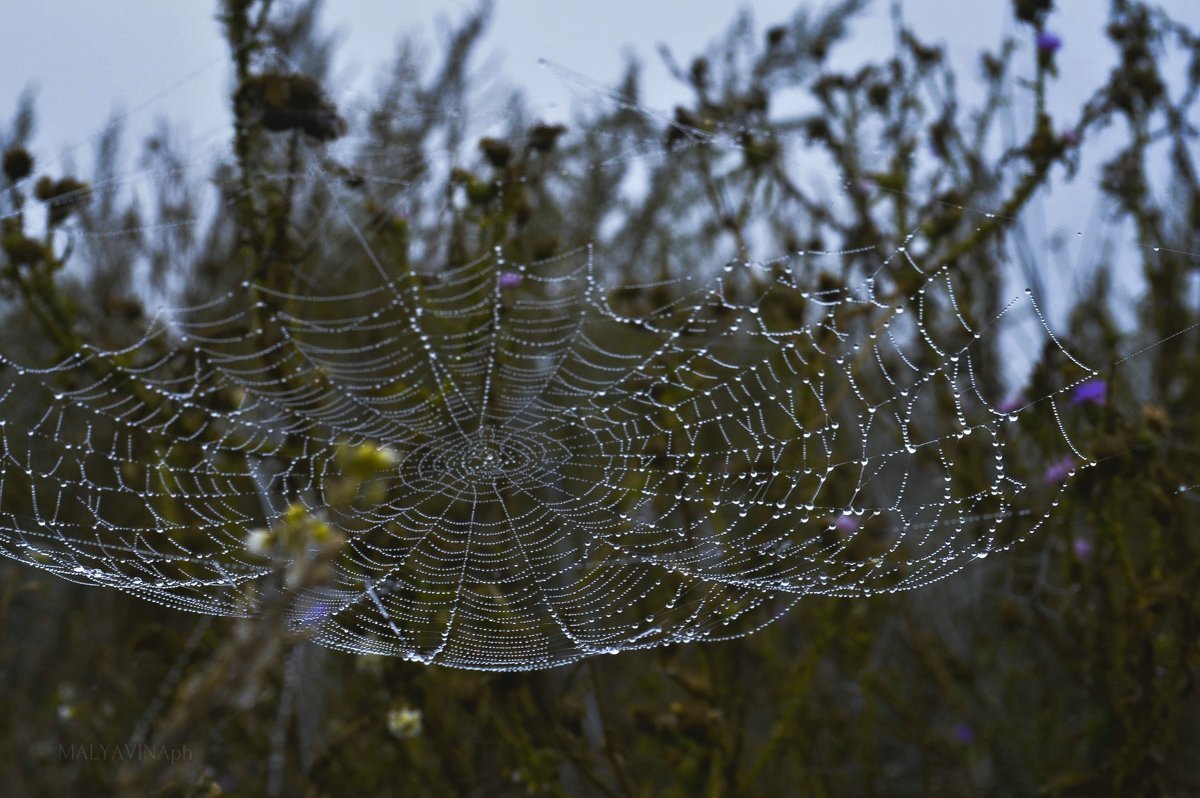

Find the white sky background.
[
  {"left": 1, "top": 1, "right": 1152, "bottom": 148},
  {"left": 0, "top": 0, "right": 1195, "bottom": 323}
]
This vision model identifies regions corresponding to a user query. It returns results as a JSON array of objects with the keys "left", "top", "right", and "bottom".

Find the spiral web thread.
[{"left": 0, "top": 73, "right": 1104, "bottom": 672}]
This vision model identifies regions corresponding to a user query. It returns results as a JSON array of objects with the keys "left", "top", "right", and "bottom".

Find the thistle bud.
[
  {"left": 34, "top": 176, "right": 54, "bottom": 201},
  {"left": 527, "top": 123, "right": 567, "bottom": 153},
  {"left": 803, "top": 117, "right": 831, "bottom": 143},
  {"left": 741, "top": 134, "right": 780, "bottom": 168},
  {"left": 2, "top": 147, "right": 32, "bottom": 182},
  {"left": 465, "top": 177, "right": 497, "bottom": 205},
  {"left": 479, "top": 137, "right": 513, "bottom": 168},
  {"left": 34, "top": 176, "right": 91, "bottom": 226},
  {"left": 1014, "top": 0, "right": 1053, "bottom": 24},
  {"left": 867, "top": 83, "right": 891, "bottom": 109},
  {"left": 236, "top": 72, "right": 346, "bottom": 142}
]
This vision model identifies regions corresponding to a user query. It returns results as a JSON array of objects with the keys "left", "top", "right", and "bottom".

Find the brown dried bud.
[
  {"left": 478, "top": 137, "right": 513, "bottom": 169},
  {"left": 742, "top": 88, "right": 769, "bottom": 114},
  {"left": 803, "top": 117, "right": 831, "bottom": 142},
  {"left": 741, "top": 134, "right": 780, "bottom": 168},
  {"left": 527, "top": 124, "right": 567, "bottom": 153},
  {"left": 465, "top": 178, "right": 497, "bottom": 205},
  {"left": 1014, "top": 0, "right": 1053, "bottom": 24},
  {"left": 867, "top": 83, "right": 891, "bottom": 109},
  {"left": 2, "top": 147, "right": 33, "bottom": 182},
  {"left": 35, "top": 176, "right": 92, "bottom": 226},
  {"left": 237, "top": 73, "right": 346, "bottom": 142}
]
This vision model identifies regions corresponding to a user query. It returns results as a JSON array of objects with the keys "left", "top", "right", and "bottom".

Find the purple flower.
[
  {"left": 1072, "top": 538, "right": 1093, "bottom": 560},
  {"left": 1044, "top": 456, "right": 1075, "bottom": 485},
  {"left": 833, "top": 514, "right": 859, "bottom": 535},
  {"left": 1060, "top": 128, "right": 1080, "bottom": 147},
  {"left": 997, "top": 396, "right": 1026, "bottom": 414},
  {"left": 1070, "top": 378, "right": 1107, "bottom": 407},
  {"left": 952, "top": 723, "right": 975, "bottom": 745},
  {"left": 498, "top": 271, "right": 523, "bottom": 289},
  {"left": 1037, "top": 32, "right": 1062, "bottom": 53}
]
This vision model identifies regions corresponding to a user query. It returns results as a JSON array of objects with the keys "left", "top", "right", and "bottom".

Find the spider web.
[{"left": 0, "top": 65, "right": 1105, "bottom": 672}]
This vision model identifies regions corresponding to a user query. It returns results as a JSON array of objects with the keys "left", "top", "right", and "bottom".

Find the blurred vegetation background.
[{"left": 1, "top": 0, "right": 1199, "bottom": 795}]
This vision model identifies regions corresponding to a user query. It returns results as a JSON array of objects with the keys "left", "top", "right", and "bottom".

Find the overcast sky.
[
  {"left": 1, "top": 0, "right": 1192, "bottom": 321},
  {"left": 3, "top": 1, "right": 1175, "bottom": 157}
]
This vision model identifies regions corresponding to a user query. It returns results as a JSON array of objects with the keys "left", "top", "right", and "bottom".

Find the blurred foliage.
[{"left": 1, "top": 0, "right": 1199, "bottom": 795}]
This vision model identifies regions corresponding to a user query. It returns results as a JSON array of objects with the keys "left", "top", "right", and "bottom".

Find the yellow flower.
[
  {"left": 245, "top": 528, "right": 274, "bottom": 556},
  {"left": 387, "top": 706, "right": 423, "bottom": 739}
]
